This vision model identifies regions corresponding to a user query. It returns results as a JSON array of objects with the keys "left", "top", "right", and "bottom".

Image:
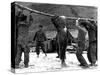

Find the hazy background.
[{"left": 16, "top": 1, "right": 97, "bottom": 41}]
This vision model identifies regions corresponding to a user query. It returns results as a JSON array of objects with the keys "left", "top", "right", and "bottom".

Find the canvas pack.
[{"left": 11, "top": 1, "right": 98, "bottom": 73}]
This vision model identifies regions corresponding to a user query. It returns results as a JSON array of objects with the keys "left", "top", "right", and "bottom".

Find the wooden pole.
[
  {"left": 15, "top": 3, "right": 97, "bottom": 21},
  {"left": 15, "top": 3, "right": 54, "bottom": 17}
]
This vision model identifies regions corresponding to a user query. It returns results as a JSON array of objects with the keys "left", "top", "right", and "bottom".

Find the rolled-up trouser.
[
  {"left": 87, "top": 42, "right": 97, "bottom": 64},
  {"left": 76, "top": 42, "right": 88, "bottom": 66},
  {"left": 36, "top": 41, "right": 46, "bottom": 55}
]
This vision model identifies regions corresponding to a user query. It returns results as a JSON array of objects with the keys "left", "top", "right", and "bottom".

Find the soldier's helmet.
[
  {"left": 51, "top": 15, "right": 66, "bottom": 26},
  {"left": 59, "top": 16, "right": 66, "bottom": 19},
  {"left": 59, "top": 15, "right": 66, "bottom": 23}
]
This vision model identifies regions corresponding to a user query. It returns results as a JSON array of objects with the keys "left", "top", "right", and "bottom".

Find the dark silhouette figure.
[{"left": 51, "top": 16, "right": 74, "bottom": 67}]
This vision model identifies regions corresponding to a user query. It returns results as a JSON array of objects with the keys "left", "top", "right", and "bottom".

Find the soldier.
[
  {"left": 75, "top": 23, "right": 89, "bottom": 68},
  {"left": 51, "top": 16, "right": 74, "bottom": 67},
  {"left": 15, "top": 8, "right": 33, "bottom": 68},
  {"left": 80, "top": 21, "right": 97, "bottom": 66},
  {"left": 33, "top": 25, "right": 47, "bottom": 57}
]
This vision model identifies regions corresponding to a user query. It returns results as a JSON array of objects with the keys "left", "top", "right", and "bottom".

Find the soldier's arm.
[{"left": 51, "top": 16, "right": 60, "bottom": 29}]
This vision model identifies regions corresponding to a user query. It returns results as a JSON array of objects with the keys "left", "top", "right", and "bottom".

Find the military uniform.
[
  {"left": 80, "top": 21, "right": 97, "bottom": 66},
  {"left": 51, "top": 16, "right": 75, "bottom": 67},
  {"left": 15, "top": 12, "right": 31, "bottom": 68},
  {"left": 33, "top": 30, "right": 47, "bottom": 56},
  {"left": 76, "top": 26, "right": 88, "bottom": 67},
  {"left": 84, "top": 21, "right": 97, "bottom": 66}
]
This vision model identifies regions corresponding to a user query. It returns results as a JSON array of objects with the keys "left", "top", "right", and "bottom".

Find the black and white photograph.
[{"left": 11, "top": 1, "right": 98, "bottom": 73}]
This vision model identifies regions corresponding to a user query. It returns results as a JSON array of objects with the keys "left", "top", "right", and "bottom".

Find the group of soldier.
[
  {"left": 79, "top": 20, "right": 97, "bottom": 67},
  {"left": 51, "top": 16, "right": 97, "bottom": 68},
  {"left": 12, "top": 4, "right": 97, "bottom": 69},
  {"left": 74, "top": 19, "right": 97, "bottom": 68}
]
